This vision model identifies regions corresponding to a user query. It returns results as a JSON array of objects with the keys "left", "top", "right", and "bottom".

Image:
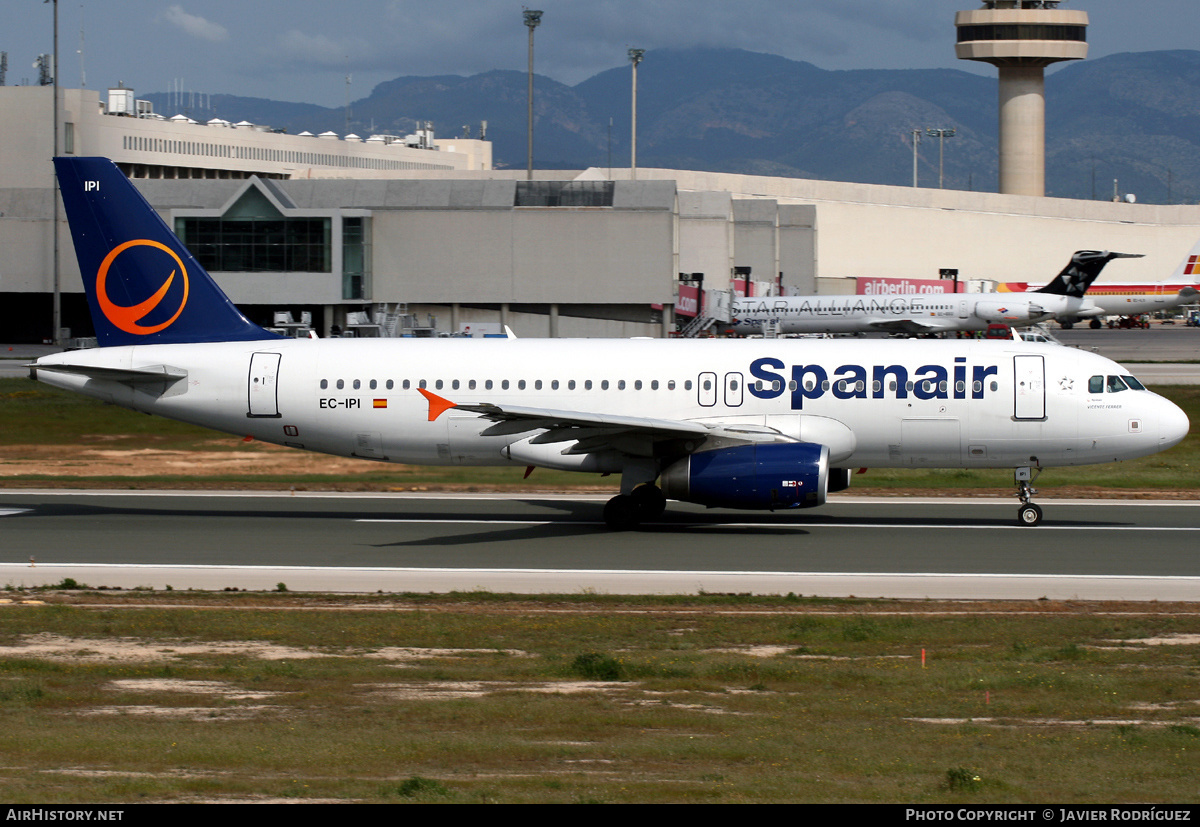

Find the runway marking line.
[
  {"left": 354, "top": 518, "right": 1200, "bottom": 531},
  {"left": 1, "top": 562, "right": 1198, "bottom": 583}
]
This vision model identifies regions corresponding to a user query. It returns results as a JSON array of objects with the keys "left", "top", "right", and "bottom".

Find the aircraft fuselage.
[{"left": 34, "top": 337, "right": 1186, "bottom": 472}]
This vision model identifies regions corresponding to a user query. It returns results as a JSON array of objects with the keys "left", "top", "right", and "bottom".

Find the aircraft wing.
[
  {"left": 864, "top": 318, "right": 957, "bottom": 335},
  {"left": 419, "top": 389, "right": 791, "bottom": 456}
]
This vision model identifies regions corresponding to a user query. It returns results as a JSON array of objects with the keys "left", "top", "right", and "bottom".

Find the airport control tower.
[{"left": 956, "top": 1, "right": 1088, "bottom": 197}]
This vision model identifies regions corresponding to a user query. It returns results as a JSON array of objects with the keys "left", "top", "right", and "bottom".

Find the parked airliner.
[
  {"left": 999, "top": 238, "right": 1200, "bottom": 328},
  {"left": 31, "top": 158, "right": 1189, "bottom": 528},
  {"left": 729, "top": 249, "right": 1140, "bottom": 336}
]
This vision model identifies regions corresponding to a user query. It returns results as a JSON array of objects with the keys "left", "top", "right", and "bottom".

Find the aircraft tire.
[
  {"left": 603, "top": 495, "right": 642, "bottom": 531},
  {"left": 631, "top": 485, "right": 667, "bottom": 520},
  {"left": 1089, "top": 318, "right": 1102, "bottom": 329},
  {"left": 1017, "top": 503, "right": 1043, "bottom": 527}
]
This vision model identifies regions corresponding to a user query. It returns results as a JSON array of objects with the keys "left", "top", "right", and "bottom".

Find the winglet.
[{"left": 418, "top": 388, "right": 457, "bottom": 421}]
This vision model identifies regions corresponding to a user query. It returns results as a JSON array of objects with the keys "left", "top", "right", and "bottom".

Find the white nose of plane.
[{"left": 1156, "top": 395, "right": 1190, "bottom": 451}]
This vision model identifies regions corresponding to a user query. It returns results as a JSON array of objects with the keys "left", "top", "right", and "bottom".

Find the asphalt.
[{"left": 2, "top": 491, "right": 1198, "bottom": 599}]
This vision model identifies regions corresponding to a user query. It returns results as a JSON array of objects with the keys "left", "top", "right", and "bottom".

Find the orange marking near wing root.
[{"left": 418, "top": 388, "right": 457, "bottom": 421}]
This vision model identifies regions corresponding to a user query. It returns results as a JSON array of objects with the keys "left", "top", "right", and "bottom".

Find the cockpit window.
[
  {"left": 1106, "top": 375, "right": 1128, "bottom": 393},
  {"left": 1088, "top": 375, "right": 1103, "bottom": 394},
  {"left": 1122, "top": 375, "right": 1147, "bottom": 391}
]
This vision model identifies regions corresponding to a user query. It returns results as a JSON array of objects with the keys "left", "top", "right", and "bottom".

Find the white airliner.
[
  {"left": 729, "top": 250, "right": 1141, "bottom": 336},
  {"left": 999, "top": 238, "right": 1200, "bottom": 328},
  {"left": 31, "top": 158, "right": 1190, "bottom": 529}
]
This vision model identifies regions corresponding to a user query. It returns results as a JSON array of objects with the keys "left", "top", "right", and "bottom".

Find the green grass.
[
  {"left": 1, "top": 592, "right": 1198, "bottom": 803},
  {"left": 1, "top": 378, "right": 1197, "bottom": 493}
]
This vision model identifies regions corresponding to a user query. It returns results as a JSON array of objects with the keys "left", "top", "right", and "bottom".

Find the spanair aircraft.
[
  {"left": 999, "top": 237, "right": 1200, "bottom": 328},
  {"left": 728, "top": 249, "right": 1141, "bottom": 336},
  {"left": 32, "top": 158, "right": 1190, "bottom": 529}
]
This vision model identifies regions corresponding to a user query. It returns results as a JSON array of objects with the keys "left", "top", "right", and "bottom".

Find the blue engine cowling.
[{"left": 659, "top": 443, "right": 829, "bottom": 510}]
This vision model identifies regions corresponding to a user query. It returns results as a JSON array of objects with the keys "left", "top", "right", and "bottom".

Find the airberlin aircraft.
[{"left": 32, "top": 158, "right": 1190, "bottom": 528}]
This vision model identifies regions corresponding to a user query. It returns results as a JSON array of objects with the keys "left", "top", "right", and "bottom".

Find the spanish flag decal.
[{"left": 373, "top": 399, "right": 388, "bottom": 409}]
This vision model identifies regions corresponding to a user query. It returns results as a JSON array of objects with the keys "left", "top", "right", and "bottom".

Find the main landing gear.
[
  {"left": 1015, "top": 465, "right": 1043, "bottom": 526},
  {"left": 603, "top": 484, "right": 667, "bottom": 530}
]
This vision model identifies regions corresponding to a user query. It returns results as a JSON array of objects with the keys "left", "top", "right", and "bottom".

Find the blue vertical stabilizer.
[{"left": 54, "top": 157, "right": 282, "bottom": 346}]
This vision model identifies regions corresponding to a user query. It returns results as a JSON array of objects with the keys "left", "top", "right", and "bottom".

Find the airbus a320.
[{"left": 32, "top": 158, "right": 1190, "bottom": 529}]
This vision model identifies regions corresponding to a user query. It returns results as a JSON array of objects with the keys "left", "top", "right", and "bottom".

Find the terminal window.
[
  {"left": 515, "top": 181, "right": 615, "bottom": 207},
  {"left": 176, "top": 217, "right": 332, "bottom": 273}
]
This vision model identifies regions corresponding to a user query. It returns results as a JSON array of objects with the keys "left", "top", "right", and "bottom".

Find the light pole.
[
  {"left": 911, "top": 129, "right": 921, "bottom": 188},
  {"left": 46, "top": 0, "right": 61, "bottom": 345},
  {"left": 628, "top": 48, "right": 644, "bottom": 180},
  {"left": 926, "top": 127, "right": 956, "bottom": 189},
  {"left": 523, "top": 9, "right": 543, "bottom": 181}
]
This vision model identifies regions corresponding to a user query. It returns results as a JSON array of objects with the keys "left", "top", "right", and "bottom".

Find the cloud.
[
  {"left": 161, "top": 5, "right": 229, "bottom": 43},
  {"left": 268, "top": 30, "right": 374, "bottom": 69}
]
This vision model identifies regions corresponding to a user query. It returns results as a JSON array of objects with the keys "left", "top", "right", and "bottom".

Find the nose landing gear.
[{"left": 1015, "top": 465, "right": 1043, "bottom": 526}]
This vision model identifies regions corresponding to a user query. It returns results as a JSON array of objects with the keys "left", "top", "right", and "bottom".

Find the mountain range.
[{"left": 140, "top": 47, "right": 1200, "bottom": 204}]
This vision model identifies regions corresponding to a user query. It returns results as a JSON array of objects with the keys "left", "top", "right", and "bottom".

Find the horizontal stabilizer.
[{"left": 29, "top": 363, "right": 188, "bottom": 385}]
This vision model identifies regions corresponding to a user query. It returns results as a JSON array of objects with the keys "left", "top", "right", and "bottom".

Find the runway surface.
[{"left": 2, "top": 491, "right": 1198, "bottom": 601}]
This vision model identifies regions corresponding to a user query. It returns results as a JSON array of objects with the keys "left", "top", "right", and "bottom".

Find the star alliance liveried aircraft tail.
[
  {"left": 54, "top": 156, "right": 281, "bottom": 346},
  {"left": 1033, "top": 250, "right": 1144, "bottom": 299},
  {"left": 33, "top": 158, "right": 1189, "bottom": 529},
  {"left": 1000, "top": 237, "right": 1200, "bottom": 327}
]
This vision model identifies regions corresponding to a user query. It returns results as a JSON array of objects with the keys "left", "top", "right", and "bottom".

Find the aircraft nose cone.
[{"left": 1158, "top": 397, "right": 1190, "bottom": 451}]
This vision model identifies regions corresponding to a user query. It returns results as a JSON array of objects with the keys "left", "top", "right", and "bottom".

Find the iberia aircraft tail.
[{"left": 54, "top": 157, "right": 281, "bottom": 347}]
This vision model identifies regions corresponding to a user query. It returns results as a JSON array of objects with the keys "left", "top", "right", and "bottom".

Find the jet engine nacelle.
[
  {"left": 659, "top": 442, "right": 829, "bottom": 510},
  {"left": 974, "top": 301, "right": 1043, "bottom": 323}
]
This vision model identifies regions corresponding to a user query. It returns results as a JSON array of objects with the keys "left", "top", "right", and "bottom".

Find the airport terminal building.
[{"left": 3, "top": 83, "right": 1200, "bottom": 342}]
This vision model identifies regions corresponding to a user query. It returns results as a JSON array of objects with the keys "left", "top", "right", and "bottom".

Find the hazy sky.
[{"left": 4, "top": 1, "right": 1196, "bottom": 108}]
